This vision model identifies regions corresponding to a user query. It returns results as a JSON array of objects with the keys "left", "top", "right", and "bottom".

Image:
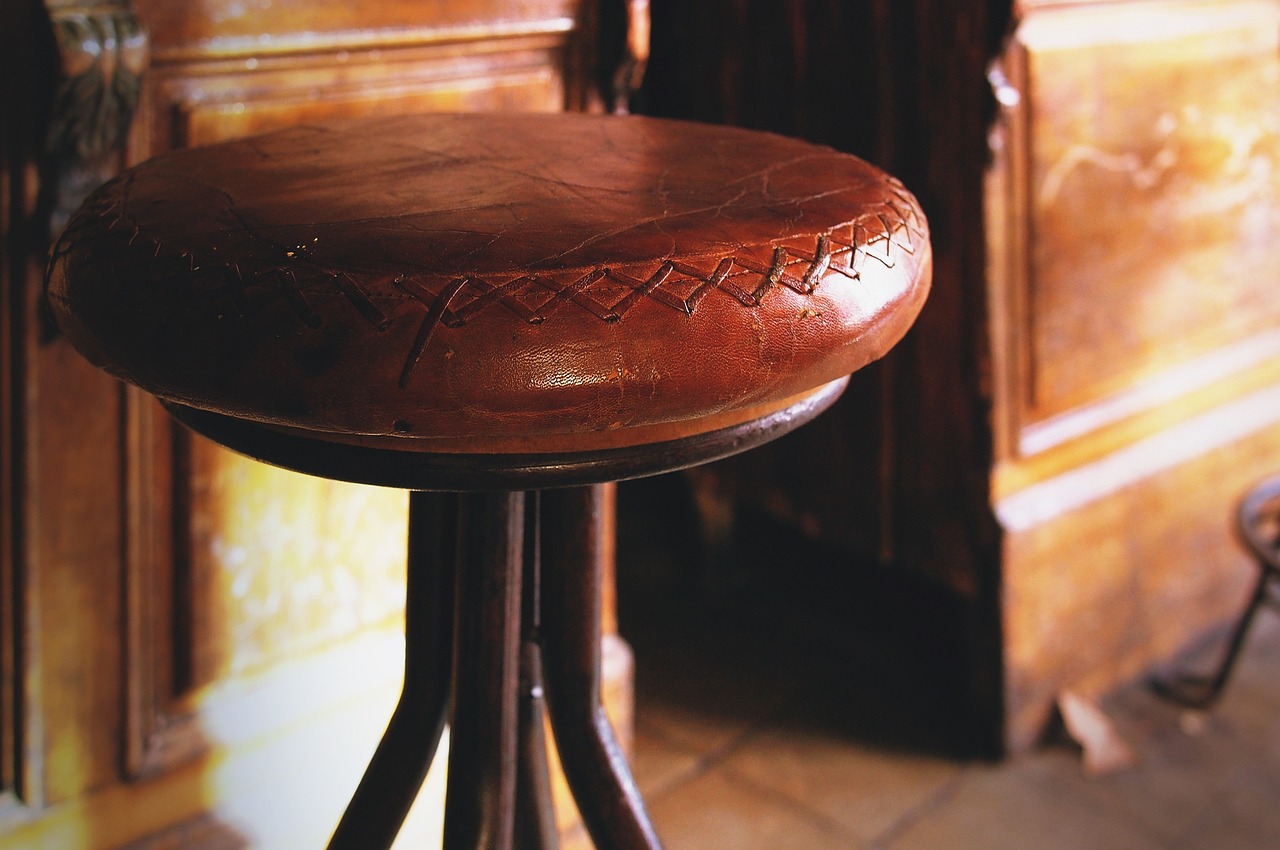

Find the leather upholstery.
[{"left": 47, "top": 113, "right": 930, "bottom": 447}]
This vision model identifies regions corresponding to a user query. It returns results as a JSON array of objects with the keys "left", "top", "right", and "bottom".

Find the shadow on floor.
[
  {"left": 615, "top": 475, "right": 1280, "bottom": 850},
  {"left": 616, "top": 473, "right": 980, "bottom": 761}
]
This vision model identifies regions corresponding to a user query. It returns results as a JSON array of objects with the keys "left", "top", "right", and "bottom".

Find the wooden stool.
[{"left": 46, "top": 113, "right": 930, "bottom": 849}]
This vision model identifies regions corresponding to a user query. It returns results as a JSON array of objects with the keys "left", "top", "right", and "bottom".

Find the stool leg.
[
  {"left": 328, "top": 491, "right": 457, "bottom": 850},
  {"left": 540, "top": 485, "right": 663, "bottom": 850},
  {"left": 1153, "top": 564, "right": 1276, "bottom": 708},
  {"left": 515, "top": 643, "right": 560, "bottom": 850},
  {"left": 515, "top": 492, "right": 561, "bottom": 850},
  {"left": 443, "top": 491, "right": 525, "bottom": 850}
]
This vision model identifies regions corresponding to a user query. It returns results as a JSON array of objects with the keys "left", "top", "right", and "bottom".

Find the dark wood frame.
[{"left": 117, "top": 0, "right": 612, "bottom": 784}]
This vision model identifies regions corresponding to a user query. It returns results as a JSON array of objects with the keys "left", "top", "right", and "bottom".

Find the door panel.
[
  {"left": 1, "top": 1, "right": 610, "bottom": 847},
  {"left": 992, "top": 0, "right": 1280, "bottom": 459}
]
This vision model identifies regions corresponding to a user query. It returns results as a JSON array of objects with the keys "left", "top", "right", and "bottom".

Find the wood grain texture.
[
  {"left": 140, "top": 0, "right": 581, "bottom": 61},
  {"left": 0, "top": 1, "right": 635, "bottom": 847},
  {"left": 644, "top": 0, "right": 1012, "bottom": 753},
  {"left": 1002, "top": 423, "right": 1280, "bottom": 749},
  {"left": 647, "top": 0, "right": 1280, "bottom": 757},
  {"left": 32, "top": 318, "right": 127, "bottom": 805},
  {"left": 115, "top": 0, "right": 604, "bottom": 812},
  {"left": 1000, "top": 0, "right": 1280, "bottom": 443},
  {"left": 987, "top": 0, "right": 1280, "bottom": 748}
]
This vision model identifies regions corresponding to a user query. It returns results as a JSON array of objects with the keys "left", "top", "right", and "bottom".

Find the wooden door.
[
  {"left": 1, "top": 2, "right": 629, "bottom": 847},
  {"left": 643, "top": 0, "right": 1280, "bottom": 754},
  {"left": 987, "top": 0, "right": 1280, "bottom": 748}
]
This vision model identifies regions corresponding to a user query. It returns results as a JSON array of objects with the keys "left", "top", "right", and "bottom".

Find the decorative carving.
[
  {"left": 43, "top": 0, "right": 147, "bottom": 234},
  {"left": 612, "top": 0, "right": 650, "bottom": 114}
]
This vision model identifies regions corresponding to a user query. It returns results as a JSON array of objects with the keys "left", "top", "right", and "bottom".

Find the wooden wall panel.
[
  {"left": 147, "top": 37, "right": 572, "bottom": 152},
  {"left": 2, "top": 1, "right": 618, "bottom": 846},
  {"left": 113, "top": 0, "right": 592, "bottom": 777},
  {"left": 1001, "top": 417, "right": 1280, "bottom": 749},
  {"left": 140, "top": 0, "right": 580, "bottom": 57},
  {"left": 185, "top": 444, "right": 408, "bottom": 688},
  {"left": 986, "top": 0, "right": 1280, "bottom": 748},
  {"left": 644, "top": 0, "right": 1013, "bottom": 754},
  {"left": 995, "top": 0, "right": 1280, "bottom": 458},
  {"left": 31, "top": 348, "right": 126, "bottom": 806},
  {"left": 3, "top": 0, "right": 137, "bottom": 813},
  {"left": 0, "top": 0, "right": 48, "bottom": 820},
  {"left": 123, "top": 395, "right": 187, "bottom": 779}
]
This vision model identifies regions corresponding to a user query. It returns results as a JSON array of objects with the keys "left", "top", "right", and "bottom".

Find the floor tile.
[
  {"left": 720, "top": 730, "right": 959, "bottom": 845},
  {"left": 881, "top": 764, "right": 1167, "bottom": 850},
  {"left": 1170, "top": 765, "right": 1280, "bottom": 850},
  {"left": 647, "top": 768, "right": 853, "bottom": 850},
  {"left": 631, "top": 717, "right": 705, "bottom": 797}
]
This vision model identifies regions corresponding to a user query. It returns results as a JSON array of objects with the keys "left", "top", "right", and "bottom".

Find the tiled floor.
[{"left": 616, "top": 479, "right": 1280, "bottom": 850}]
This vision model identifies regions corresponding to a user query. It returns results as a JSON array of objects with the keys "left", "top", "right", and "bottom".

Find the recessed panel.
[
  {"left": 138, "top": 0, "right": 579, "bottom": 58},
  {"left": 128, "top": 22, "right": 575, "bottom": 769},
  {"left": 1022, "top": 2, "right": 1280, "bottom": 424}
]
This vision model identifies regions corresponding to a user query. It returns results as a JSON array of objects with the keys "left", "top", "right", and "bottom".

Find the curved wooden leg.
[
  {"left": 327, "top": 492, "right": 457, "bottom": 850},
  {"left": 1152, "top": 565, "right": 1275, "bottom": 708},
  {"left": 443, "top": 491, "right": 525, "bottom": 850},
  {"left": 540, "top": 485, "right": 663, "bottom": 850},
  {"left": 515, "top": 492, "right": 561, "bottom": 850},
  {"left": 515, "top": 642, "right": 560, "bottom": 850}
]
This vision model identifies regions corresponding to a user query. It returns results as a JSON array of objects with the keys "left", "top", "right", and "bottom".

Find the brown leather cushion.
[{"left": 47, "top": 113, "right": 929, "bottom": 447}]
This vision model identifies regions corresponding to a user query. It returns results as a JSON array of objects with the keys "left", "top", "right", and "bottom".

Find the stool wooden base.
[
  {"left": 163, "top": 379, "right": 845, "bottom": 849},
  {"left": 329, "top": 487, "right": 656, "bottom": 850}
]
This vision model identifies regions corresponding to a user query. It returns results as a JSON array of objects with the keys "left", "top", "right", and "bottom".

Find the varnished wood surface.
[
  {"left": 987, "top": 0, "right": 1280, "bottom": 748},
  {"left": 443, "top": 492, "right": 524, "bottom": 850},
  {"left": 142, "top": 0, "right": 582, "bottom": 60},
  {"left": 1, "top": 1, "right": 639, "bottom": 847},
  {"left": 646, "top": 0, "right": 1280, "bottom": 755},
  {"left": 541, "top": 487, "right": 661, "bottom": 850},
  {"left": 134, "top": 0, "right": 600, "bottom": 156},
  {"left": 994, "top": 0, "right": 1280, "bottom": 449}
]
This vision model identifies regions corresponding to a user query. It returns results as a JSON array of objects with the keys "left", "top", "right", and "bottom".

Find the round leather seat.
[{"left": 47, "top": 113, "right": 930, "bottom": 460}]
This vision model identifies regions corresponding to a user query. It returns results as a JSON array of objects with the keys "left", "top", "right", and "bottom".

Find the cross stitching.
[{"left": 55, "top": 173, "right": 925, "bottom": 386}]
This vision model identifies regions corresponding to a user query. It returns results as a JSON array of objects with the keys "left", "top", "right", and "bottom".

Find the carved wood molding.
[
  {"left": 123, "top": 388, "right": 206, "bottom": 780},
  {"left": 0, "top": 213, "right": 29, "bottom": 821},
  {"left": 43, "top": 0, "right": 147, "bottom": 234},
  {"left": 45, "top": 1, "right": 147, "bottom": 159},
  {"left": 1, "top": 1, "right": 41, "bottom": 806}
]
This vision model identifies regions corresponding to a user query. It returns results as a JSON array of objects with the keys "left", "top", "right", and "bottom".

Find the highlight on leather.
[{"left": 47, "top": 113, "right": 931, "bottom": 441}]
